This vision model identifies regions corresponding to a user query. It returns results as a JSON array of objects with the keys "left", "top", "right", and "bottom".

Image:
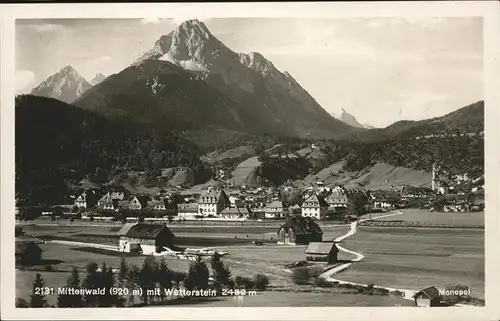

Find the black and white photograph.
[{"left": 1, "top": 1, "right": 500, "bottom": 320}]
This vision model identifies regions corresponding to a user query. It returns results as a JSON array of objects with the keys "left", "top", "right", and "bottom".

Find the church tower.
[{"left": 432, "top": 162, "right": 440, "bottom": 192}]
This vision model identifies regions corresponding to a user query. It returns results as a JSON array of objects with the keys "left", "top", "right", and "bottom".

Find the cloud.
[
  {"left": 141, "top": 18, "right": 166, "bottom": 24},
  {"left": 23, "top": 23, "right": 70, "bottom": 34},
  {"left": 16, "top": 70, "right": 36, "bottom": 94}
]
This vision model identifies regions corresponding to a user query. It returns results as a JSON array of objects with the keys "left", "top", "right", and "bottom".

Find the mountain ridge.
[
  {"left": 128, "top": 19, "right": 361, "bottom": 138},
  {"left": 30, "top": 65, "right": 91, "bottom": 104}
]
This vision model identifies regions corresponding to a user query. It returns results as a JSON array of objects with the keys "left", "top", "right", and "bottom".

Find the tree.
[
  {"left": 347, "top": 191, "right": 369, "bottom": 217},
  {"left": 16, "top": 298, "right": 29, "bottom": 308},
  {"left": 234, "top": 276, "right": 254, "bottom": 290},
  {"left": 117, "top": 257, "right": 128, "bottom": 288},
  {"left": 82, "top": 262, "right": 101, "bottom": 307},
  {"left": 210, "top": 253, "right": 233, "bottom": 291},
  {"left": 127, "top": 264, "right": 141, "bottom": 306},
  {"left": 291, "top": 267, "right": 310, "bottom": 285},
  {"left": 172, "top": 271, "right": 187, "bottom": 289},
  {"left": 57, "top": 267, "right": 83, "bottom": 308},
  {"left": 99, "top": 263, "right": 119, "bottom": 307},
  {"left": 139, "top": 257, "right": 157, "bottom": 305},
  {"left": 184, "top": 255, "right": 210, "bottom": 291},
  {"left": 157, "top": 258, "right": 172, "bottom": 302},
  {"left": 253, "top": 274, "right": 269, "bottom": 290},
  {"left": 30, "top": 273, "right": 47, "bottom": 307}
]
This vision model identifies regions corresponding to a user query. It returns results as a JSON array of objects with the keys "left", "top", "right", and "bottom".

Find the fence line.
[{"left": 358, "top": 220, "right": 484, "bottom": 229}]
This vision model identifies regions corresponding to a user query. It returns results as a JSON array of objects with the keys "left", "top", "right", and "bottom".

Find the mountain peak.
[
  {"left": 30, "top": 66, "right": 91, "bottom": 103},
  {"left": 239, "top": 52, "right": 279, "bottom": 78},
  {"left": 337, "top": 107, "right": 364, "bottom": 129},
  {"left": 178, "top": 19, "right": 210, "bottom": 36},
  {"left": 90, "top": 73, "right": 106, "bottom": 86}
]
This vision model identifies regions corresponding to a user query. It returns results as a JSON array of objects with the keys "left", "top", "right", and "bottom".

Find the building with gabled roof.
[
  {"left": 129, "top": 195, "right": 152, "bottom": 211},
  {"left": 412, "top": 286, "right": 442, "bottom": 307},
  {"left": 74, "top": 190, "right": 102, "bottom": 209},
  {"left": 277, "top": 215, "right": 323, "bottom": 245},
  {"left": 301, "top": 194, "right": 328, "bottom": 219},
  {"left": 198, "top": 188, "right": 230, "bottom": 216},
  {"left": 118, "top": 223, "right": 175, "bottom": 255},
  {"left": 264, "top": 200, "right": 286, "bottom": 218},
  {"left": 305, "top": 242, "right": 339, "bottom": 264},
  {"left": 15, "top": 240, "right": 43, "bottom": 265},
  {"left": 219, "top": 206, "right": 251, "bottom": 219}
]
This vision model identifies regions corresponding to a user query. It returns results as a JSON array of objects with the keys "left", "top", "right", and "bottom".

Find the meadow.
[
  {"left": 373, "top": 209, "right": 484, "bottom": 226},
  {"left": 337, "top": 226, "right": 485, "bottom": 298}
]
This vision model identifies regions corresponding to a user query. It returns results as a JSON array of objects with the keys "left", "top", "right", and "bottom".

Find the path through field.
[{"left": 320, "top": 211, "right": 420, "bottom": 300}]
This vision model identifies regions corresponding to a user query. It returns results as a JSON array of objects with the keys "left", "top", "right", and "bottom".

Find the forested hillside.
[{"left": 15, "top": 95, "right": 207, "bottom": 206}]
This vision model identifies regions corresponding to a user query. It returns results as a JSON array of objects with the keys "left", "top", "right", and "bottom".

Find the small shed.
[
  {"left": 305, "top": 242, "right": 338, "bottom": 264},
  {"left": 412, "top": 286, "right": 441, "bottom": 307},
  {"left": 15, "top": 240, "right": 43, "bottom": 266},
  {"left": 118, "top": 223, "right": 175, "bottom": 255}
]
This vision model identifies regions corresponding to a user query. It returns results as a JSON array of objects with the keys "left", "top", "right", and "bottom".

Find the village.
[{"left": 15, "top": 161, "right": 485, "bottom": 308}]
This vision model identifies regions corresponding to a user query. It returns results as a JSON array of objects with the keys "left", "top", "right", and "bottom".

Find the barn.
[
  {"left": 412, "top": 286, "right": 441, "bottom": 307},
  {"left": 277, "top": 215, "right": 323, "bottom": 245},
  {"left": 305, "top": 242, "right": 338, "bottom": 264},
  {"left": 118, "top": 223, "right": 175, "bottom": 255},
  {"left": 15, "top": 240, "right": 43, "bottom": 266}
]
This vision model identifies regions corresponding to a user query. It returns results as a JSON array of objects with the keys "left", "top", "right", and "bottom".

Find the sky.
[{"left": 16, "top": 17, "right": 483, "bottom": 128}]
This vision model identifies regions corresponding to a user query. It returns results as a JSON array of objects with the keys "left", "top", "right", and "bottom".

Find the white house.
[
  {"left": 198, "top": 188, "right": 230, "bottom": 216},
  {"left": 301, "top": 194, "right": 328, "bottom": 220},
  {"left": 264, "top": 200, "right": 286, "bottom": 219}
]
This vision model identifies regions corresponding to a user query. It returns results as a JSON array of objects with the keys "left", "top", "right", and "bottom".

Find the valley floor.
[{"left": 15, "top": 210, "right": 484, "bottom": 307}]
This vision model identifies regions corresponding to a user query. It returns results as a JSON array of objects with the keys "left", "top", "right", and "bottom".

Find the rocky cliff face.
[{"left": 30, "top": 66, "right": 91, "bottom": 103}]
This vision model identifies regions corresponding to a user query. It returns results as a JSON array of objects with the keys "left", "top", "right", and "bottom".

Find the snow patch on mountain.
[{"left": 159, "top": 52, "right": 208, "bottom": 72}]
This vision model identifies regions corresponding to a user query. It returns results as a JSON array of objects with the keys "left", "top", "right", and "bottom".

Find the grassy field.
[
  {"left": 373, "top": 209, "right": 484, "bottom": 226},
  {"left": 165, "top": 291, "right": 415, "bottom": 307},
  {"left": 15, "top": 239, "right": 356, "bottom": 306},
  {"left": 299, "top": 161, "right": 431, "bottom": 190},
  {"left": 338, "top": 226, "right": 485, "bottom": 298},
  {"left": 16, "top": 216, "right": 485, "bottom": 306}
]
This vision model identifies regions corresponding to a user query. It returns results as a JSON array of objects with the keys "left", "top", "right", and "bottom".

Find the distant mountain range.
[
  {"left": 30, "top": 66, "right": 92, "bottom": 104},
  {"left": 15, "top": 19, "right": 484, "bottom": 205},
  {"left": 343, "top": 100, "right": 484, "bottom": 143},
  {"left": 71, "top": 19, "right": 361, "bottom": 138},
  {"left": 331, "top": 108, "right": 374, "bottom": 129},
  {"left": 90, "top": 73, "right": 106, "bottom": 86}
]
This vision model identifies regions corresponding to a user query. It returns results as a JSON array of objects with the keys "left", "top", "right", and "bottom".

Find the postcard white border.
[{"left": 1, "top": 1, "right": 500, "bottom": 320}]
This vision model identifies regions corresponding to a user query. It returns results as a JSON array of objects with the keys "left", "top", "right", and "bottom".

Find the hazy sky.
[{"left": 16, "top": 17, "right": 483, "bottom": 127}]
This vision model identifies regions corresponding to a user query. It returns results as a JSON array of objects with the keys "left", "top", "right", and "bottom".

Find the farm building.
[
  {"left": 412, "top": 286, "right": 442, "bottom": 307},
  {"left": 15, "top": 240, "right": 43, "bottom": 266},
  {"left": 177, "top": 203, "right": 199, "bottom": 219},
  {"left": 219, "top": 206, "right": 251, "bottom": 219},
  {"left": 277, "top": 215, "right": 323, "bottom": 245},
  {"left": 118, "top": 223, "right": 175, "bottom": 255},
  {"left": 264, "top": 200, "right": 286, "bottom": 218},
  {"left": 305, "top": 242, "right": 338, "bottom": 264}
]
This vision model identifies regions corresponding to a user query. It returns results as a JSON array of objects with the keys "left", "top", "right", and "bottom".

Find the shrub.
[
  {"left": 44, "top": 265, "right": 54, "bottom": 272},
  {"left": 291, "top": 267, "right": 310, "bottom": 285},
  {"left": 16, "top": 298, "right": 29, "bottom": 308},
  {"left": 389, "top": 290, "right": 403, "bottom": 297},
  {"left": 253, "top": 274, "right": 269, "bottom": 290},
  {"left": 314, "top": 276, "right": 331, "bottom": 287},
  {"left": 235, "top": 276, "right": 255, "bottom": 290}
]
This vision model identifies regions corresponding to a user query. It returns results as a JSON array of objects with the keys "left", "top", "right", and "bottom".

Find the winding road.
[{"left": 320, "top": 211, "right": 419, "bottom": 300}]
